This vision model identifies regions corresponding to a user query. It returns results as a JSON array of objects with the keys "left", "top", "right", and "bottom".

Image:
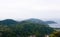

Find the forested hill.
[
  {"left": 0, "top": 18, "right": 55, "bottom": 37},
  {"left": 0, "top": 19, "right": 18, "bottom": 25},
  {"left": 0, "top": 18, "right": 56, "bottom": 26}
]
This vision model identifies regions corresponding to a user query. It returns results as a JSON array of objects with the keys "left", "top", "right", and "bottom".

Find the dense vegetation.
[
  {"left": 49, "top": 31, "right": 60, "bottom": 37},
  {"left": 0, "top": 19, "right": 55, "bottom": 37}
]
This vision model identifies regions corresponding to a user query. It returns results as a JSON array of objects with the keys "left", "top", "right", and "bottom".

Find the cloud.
[{"left": 0, "top": 0, "right": 60, "bottom": 20}]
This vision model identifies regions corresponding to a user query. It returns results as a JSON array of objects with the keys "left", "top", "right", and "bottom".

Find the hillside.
[
  {"left": 45, "top": 21, "right": 56, "bottom": 24},
  {"left": 0, "top": 18, "right": 55, "bottom": 37},
  {"left": 0, "top": 18, "right": 56, "bottom": 27},
  {"left": 0, "top": 19, "right": 18, "bottom": 26}
]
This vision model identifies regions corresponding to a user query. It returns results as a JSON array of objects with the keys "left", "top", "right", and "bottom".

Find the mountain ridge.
[{"left": 0, "top": 18, "right": 57, "bottom": 27}]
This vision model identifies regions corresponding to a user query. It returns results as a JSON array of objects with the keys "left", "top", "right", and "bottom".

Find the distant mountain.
[
  {"left": 0, "top": 18, "right": 57, "bottom": 28},
  {"left": 20, "top": 18, "right": 48, "bottom": 25},
  {"left": 0, "top": 19, "right": 18, "bottom": 25},
  {"left": 44, "top": 18, "right": 60, "bottom": 28},
  {"left": 45, "top": 21, "right": 57, "bottom": 24},
  {"left": 22, "top": 18, "right": 57, "bottom": 24}
]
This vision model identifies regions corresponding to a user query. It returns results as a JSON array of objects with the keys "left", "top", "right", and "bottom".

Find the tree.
[
  {"left": 16, "top": 22, "right": 55, "bottom": 37},
  {"left": 0, "top": 25, "right": 17, "bottom": 37},
  {"left": 0, "top": 19, "right": 55, "bottom": 37}
]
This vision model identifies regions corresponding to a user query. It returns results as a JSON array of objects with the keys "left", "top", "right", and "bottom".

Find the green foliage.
[
  {"left": 16, "top": 22, "right": 55, "bottom": 37},
  {"left": 49, "top": 31, "right": 60, "bottom": 37},
  {"left": 0, "top": 25, "right": 17, "bottom": 37},
  {"left": 0, "top": 19, "right": 55, "bottom": 37}
]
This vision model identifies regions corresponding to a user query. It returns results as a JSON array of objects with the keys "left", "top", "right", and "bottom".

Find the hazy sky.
[{"left": 0, "top": 0, "right": 60, "bottom": 20}]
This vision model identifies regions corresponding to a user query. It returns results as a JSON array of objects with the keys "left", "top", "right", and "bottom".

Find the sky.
[{"left": 0, "top": 0, "right": 60, "bottom": 20}]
